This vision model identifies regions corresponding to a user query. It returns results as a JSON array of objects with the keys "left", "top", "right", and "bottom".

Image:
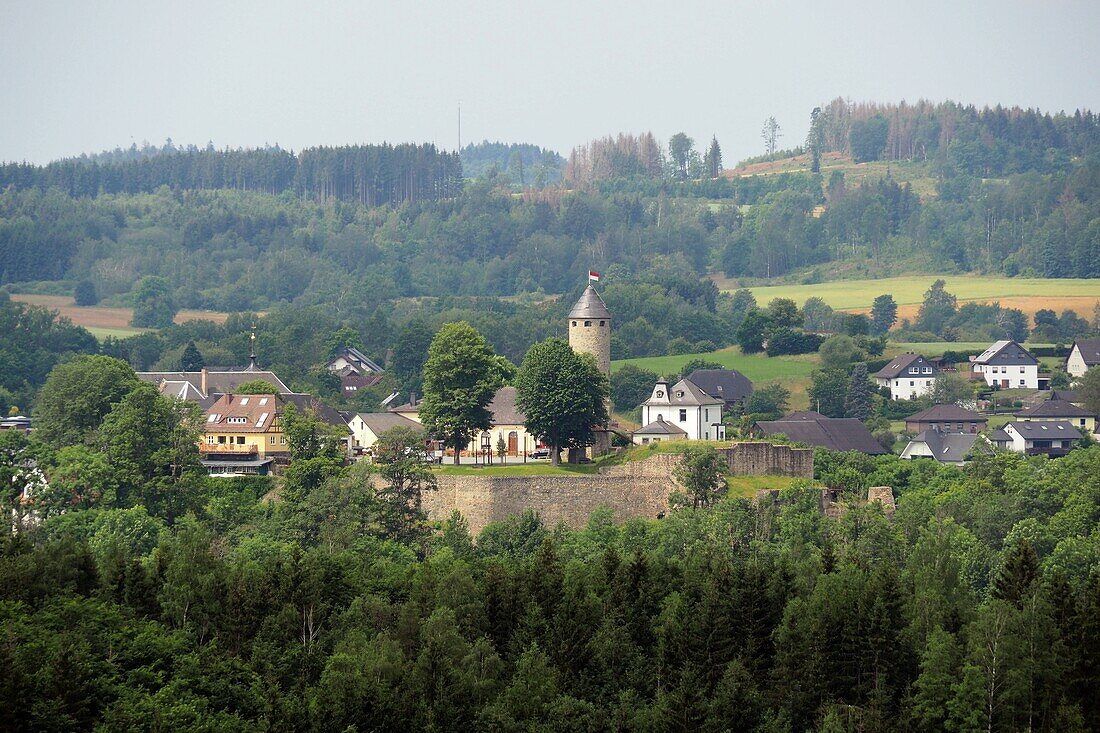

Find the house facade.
[
  {"left": 1015, "top": 399, "right": 1096, "bottom": 434},
  {"left": 904, "top": 405, "right": 988, "bottom": 434},
  {"left": 1066, "top": 339, "right": 1100, "bottom": 378},
  {"left": 348, "top": 412, "right": 425, "bottom": 455},
  {"left": 640, "top": 379, "right": 725, "bottom": 441},
  {"left": 327, "top": 347, "right": 384, "bottom": 376},
  {"left": 873, "top": 353, "right": 939, "bottom": 400},
  {"left": 1002, "top": 420, "right": 1083, "bottom": 457},
  {"left": 200, "top": 394, "right": 287, "bottom": 475},
  {"left": 900, "top": 428, "right": 991, "bottom": 465},
  {"left": 970, "top": 340, "right": 1041, "bottom": 389},
  {"left": 388, "top": 386, "right": 544, "bottom": 457}
]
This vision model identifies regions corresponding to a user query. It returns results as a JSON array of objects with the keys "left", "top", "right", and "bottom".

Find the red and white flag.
[{"left": 588, "top": 270, "right": 601, "bottom": 282}]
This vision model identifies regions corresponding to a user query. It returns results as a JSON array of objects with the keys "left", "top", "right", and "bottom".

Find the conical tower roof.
[{"left": 568, "top": 284, "right": 611, "bottom": 319}]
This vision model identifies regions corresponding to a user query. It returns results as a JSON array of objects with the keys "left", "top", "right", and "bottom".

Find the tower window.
[
  {"left": 572, "top": 321, "right": 577, "bottom": 326},
  {"left": 584, "top": 320, "right": 591, "bottom": 327},
  {"left": 599, "top": 320, "right": 605, "bottom": 326}
]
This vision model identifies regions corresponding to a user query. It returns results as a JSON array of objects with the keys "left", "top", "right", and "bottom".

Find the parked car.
[{"left": 528, "top": 448, "right": 551, "bottom": 460}]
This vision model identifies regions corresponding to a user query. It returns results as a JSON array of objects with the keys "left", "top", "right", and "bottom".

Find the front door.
[
  {"left": 508, "top": 431, "right": 518, "bottom": 455},
  {"left": 1001, "top": 379, "right": 1009, "bottom": 388}
]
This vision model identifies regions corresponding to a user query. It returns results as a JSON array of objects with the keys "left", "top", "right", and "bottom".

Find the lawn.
[
  {"left": 613, "top": 346, "right": 817, "bottom": 409},
  {"left": 734, "top": 275, "right": 1100, "bottom": 312},
  {"left": 435, "top": 463, "right": 600, "bottom": 477}
]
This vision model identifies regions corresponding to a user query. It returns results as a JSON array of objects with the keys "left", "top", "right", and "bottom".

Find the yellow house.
[
  {"left": 200, "top": 394, "right": 287, "bottom": 475},
  {"left": 1016, "top": 399, "right": 1097, "bottom": 435}
]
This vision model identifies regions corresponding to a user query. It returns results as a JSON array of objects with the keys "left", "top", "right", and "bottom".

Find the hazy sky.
[{"left": 2, "top": 1, "right": 1099, "bottom": 165}]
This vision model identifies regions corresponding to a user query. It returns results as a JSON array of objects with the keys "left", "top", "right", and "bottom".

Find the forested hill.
[{"left": 0, "top": 143, "right": 462, "bottom": 204}]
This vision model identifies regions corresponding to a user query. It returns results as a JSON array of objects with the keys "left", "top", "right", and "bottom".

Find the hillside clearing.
[{"left": 11, "top": 294, "right": 235, "bottom": 337}]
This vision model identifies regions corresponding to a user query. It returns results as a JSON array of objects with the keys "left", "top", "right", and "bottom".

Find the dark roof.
[
  {"left": 1071, "top": 340, "right": 1100, "bottom": 366},
  {"left": 1049, "top": 390, "right": 1081, "bottom": 403},
  {"left": 568, "top": 285, "right": 612, "bottom": 320},
  {"left": 354, "top": 412, "right": 423, "bottom": 435},
  {"left": 1018, "top": 400, "right": 1093, "bottom": 419},
  {"left": 687, "top": 369, "right": 754, "bottom": 402},
  {"left": 987, "top": 428, "right": 1011, "bottom": 443},
  {"left": 342, "top": 374, "right": 383, "bottom": 389},
  {"left": 755, "top": 416, "right": 888, "bottom": 454},
  {"left": 906, "top": 405, "right": 987, "bottom": 423},
  {"left": 908, "top": 429, "right": 989, "bottom": 462},
  {"left": 345, "top": 347, "right": 384, "bottom": 373},
  {"left": 973, "top": 340, "right": 1037, "bottom": 366},
  {"left": 786, "top": 410, "right": 828, "bottom": 421},
  {"left": 488, "top": 386, "right": 526, "bottom": 425},
  {"left": 1005, "top": 420, "right": 1083, "bottom": 440},
  {"left": 874, "top": 353, "right": 939, "bottom": 379},
  {"left": 281, "top": 393, "right": 351, "bottom": 430},
  {"left": 634, "top": 416, "right": 689, "bottom": 436}
]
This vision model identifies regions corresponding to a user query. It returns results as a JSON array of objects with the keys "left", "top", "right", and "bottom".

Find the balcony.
[{"left": 200, "top": 443, "right": 258, "bottom": 455}]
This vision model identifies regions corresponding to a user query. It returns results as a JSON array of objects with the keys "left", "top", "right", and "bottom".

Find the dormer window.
[{"left": 676, "top": 391, "right": 685, "bottom": 398}]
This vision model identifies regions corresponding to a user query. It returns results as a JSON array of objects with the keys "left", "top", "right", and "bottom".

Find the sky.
[{"left": 2, "top": 1, "right": 1099, "bottom": 165}]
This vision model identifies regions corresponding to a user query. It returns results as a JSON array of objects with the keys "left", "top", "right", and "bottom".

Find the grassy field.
[
  {"left": 435, "top": 463, "right": 599, "bottom": 476},
  {"left": 11, "top": 294, "right": 234, "bottom": 338},
  {"left": 727, "top": 152, "right": 939, "bottom": 199},
  {"left": 613, "top": 346, "right": 817, "bottom": 409}
]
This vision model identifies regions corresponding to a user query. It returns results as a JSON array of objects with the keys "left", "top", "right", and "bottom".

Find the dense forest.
[{"left": 4, "top": 359, "right": 1100, "bottom": 731}]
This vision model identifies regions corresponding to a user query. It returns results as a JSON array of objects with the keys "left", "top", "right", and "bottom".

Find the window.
[
  {"left": 679, "top": 409, "right": 687, "bottom": 422},
  {"left": 910, "top": 381, "right": 915, "bottom": 386},
  {"left": 218, "top": 435, "right": 227, "bottom": 444},
  {"left": 641, "top": 438, "right": 650, "bottom": 445},
  {"left": 270, "top": 436, "right": 276, "bottom": 445},
  {"left": 206, "top": 435, "right": 215, "bottom": 444},
  {"left": 281, "top": 437, "right": 287, "bottom": 444},
  {"left": 584, "top": 320, "right": 591, "bottom": 327},
  {"left": 599, "top": 320, "right": 605, "bottom": 326},
  {"left": 571, "top": 321, "right": 577, "bottom": 326},
  {"left": 347, "top": 386, "right": 357, "bottom": 391},
  {"left": 240, "top": 398, "right": 249, "bottom": 405},
  {"left": 922, "top": 367, "right": 932, "bottom": 374},
  {"left": 228, "top": 416, "right": 247, "bottom": 424},
  {"left": 236, "top": 436, "right": 246, "bottom": 445},
  {"left": 1019, "top": 379, "right": 1026, "bottom": 386}
]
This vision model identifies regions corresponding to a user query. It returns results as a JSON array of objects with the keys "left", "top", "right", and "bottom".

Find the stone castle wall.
[
  {"left": 720, "top": 442, "right": 813, "bottom": 478},
  {"left": 425, "top": 447, "right": 810, "bottom": 535}
]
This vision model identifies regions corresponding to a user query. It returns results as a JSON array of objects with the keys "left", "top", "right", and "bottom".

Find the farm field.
[
  {"left": 11, "top": 294, "right": 234, "bottom": 338},
  {"left": 726, "top": 151, "right": 939, "bottom": 199},
  {"left": 612, "top": 346, "right": 817, "bottom": 409}
]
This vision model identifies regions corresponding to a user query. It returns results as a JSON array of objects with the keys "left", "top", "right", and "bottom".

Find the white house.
[
  {"left": 639, "top": 379, "right": 725, "bottom": 441},
  {"left": 900, "top": 428, "right": 991, "bottom": 466},
  {"left": 348, "top": 412, "right": 424, "bottom": 454},
  {"left": 327, "top": 347, "right": 384, "bottom": 376},
  {"left": 1066, "top": 339, "right": 1100, "bottom": 379},
  {"left": 970, "top": 340, "right": 1041, "bottom": 390},
  {"left": 873, "top": 353, "right": 940, "bottom": 400},
  {"left": 1002, "top": 420, "right": 1082, "bottom": 457}
]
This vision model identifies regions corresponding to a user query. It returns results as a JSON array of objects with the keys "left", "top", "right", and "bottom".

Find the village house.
[
  {"left": 326, "top": 346, "right": 384, "bottom": 376},
  {"left": 970, "top": 340, "right": 1045, "bottom": 390},
  {"left": 873, "top": 353, "right": 940, "bottom": 400},
  {"left": 638, "top": 378, "right": 725, "bottom": 442},
  {"left": 1066, "top": 339, "right": 1100, "bottom": 379},
  {"left": 1015, "top": 399, "right": 1096, "bottom": 433},
  {"left": 904, "top": 404, "right": 988, "bottom": 434},
  {"left": 900, "top": 427, "right": 992, "bottom": 465},
  {"left": 1002, "top": 420, "right": 1083, "bottom": 457},
  {"left": 347, "top": 412, "right": 424, "bottom": 455},
  {"left": 685, "top": 369, "right": 754, "bottom": 410},
  {"left": 752, "top": 411, "right": 888, "bottom": 455}
]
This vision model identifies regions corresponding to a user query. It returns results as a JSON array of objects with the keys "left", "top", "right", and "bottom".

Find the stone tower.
[{"left": 568, "top": 284, "right": 612, "bottom": 376}]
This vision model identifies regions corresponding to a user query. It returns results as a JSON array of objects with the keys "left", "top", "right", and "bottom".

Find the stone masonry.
[{"left": 720, "top": 442, "right": 813, "bottom": 478}]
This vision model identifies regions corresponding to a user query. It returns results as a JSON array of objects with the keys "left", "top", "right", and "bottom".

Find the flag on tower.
[{"left": 588, "top": 271, "right": 601, "bottom": 283}]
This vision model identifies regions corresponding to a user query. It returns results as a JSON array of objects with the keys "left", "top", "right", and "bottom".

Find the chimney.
[
  {"left": 410, "top": 391, "right": 418, "bottom": 407},
  {"left": 200, "top": 368, "right": 208, "bottom": 396}
]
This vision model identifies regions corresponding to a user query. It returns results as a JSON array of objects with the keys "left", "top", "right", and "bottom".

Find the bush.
[
  {"left": 765, "top": 328, "right": 825, "bottom": 356},
  {"left": 73, "top": 280, "right": 98, "bottom": 306}
]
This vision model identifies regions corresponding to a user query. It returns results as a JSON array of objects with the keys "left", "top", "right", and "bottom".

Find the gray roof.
[
  {"left": 755, "top": 416, "right": 888, "bottom": 454},
  {"left": 1018, "top": 400, "right": 1093, "bottom": 419},
  {"left": 988, "top": 428, "right": 1011, "bottom": 443},
  {"left": 568, "top": 285, "right": 612, "bottom": 320},
  {"left": 908, "top": 429, "right": 989, "bottom": 462},
  {"left": 1049, "top": 390, "right": 1081, "bottom": 403},
  {"left": 1071, "top": 340, "right": 1100, "bottom": 366},
  {"left": 973, "top": 340, "right": 1037, "bottom": 366},
  {"left": 643, "top": 378, "right": 723, "bottom": 407},
  {"left": 874, "top": 353, "right": 939, "bottom": 379},
  {"left": 906, "top": 405, "right": 987, "bottom": 423},
  {"left": 138, "top": 369, "right": 292, "bottom": 396},
  {"left": 488, "top": 386, "right": 526, "bottom": 425},
  {"left": 635, "top": 416, "right": 689, "bottom": 436},
  {"left": 281, "top": 393, "right": 351, "bottom": 430},
  {"left": 687, "top": 369, "right": 754, "bottom": 402},
  {"left": 1005, "top": 420, "right": 1083, "bottom": 439},
  {"left": 355, "top": 412, "right": 423, "bottom": 434}
]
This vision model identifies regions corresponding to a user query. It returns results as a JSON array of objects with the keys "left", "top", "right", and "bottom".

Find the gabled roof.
[
  {"left": 686, "top": 369, "right": 754, "bottom": 402},
  {"left": 487, "top": 386, "right": 526, "bottom": 426},
  {"left": 1017, "top": 400, "right": 1093, "bottom": 419},
  {"left": 644, "top": 378, "right": 723, "bottom": 407},
  {"left": 1049, "top": 390, "right": 1081, "bottom": 403},
  {"left": 337, "top": 347, "right": 384, "bottom": 373},
  {"left": 786, "top": 410, "right": 828, "bottom": 421},
  {"left": 354, "top": 412, "right": 423, "bottom": 435},
  {"left": 342, "top": 373, "right": 384, "bottom": 389},
  {"left": 1071, "top": 340, "right": 1100, "bottom": 366},
  {"left": 138, "top": 369, "right": 292, "bottom": 396},
  {"left": 907, "top": 429, "right": 989, "bottom": 462},
  {"left": 906, "top": 404, "right": 987, "bottom": 423},
  {"left": 281, "top": 393, "right": 350, "bottom": 430},
  {"left": 754, "top": 416, "right": 888, "bottom": 454},
  {"left": 568, "top": 285, "right": 612, "bottom": 320},
  {"left": 635, "top": 416, "right": 688, "bottom": 436},
  {"left": 874, "top": 353, "right": 938, "bottom": 379},
  {"left": 973, "top": 340, "right": 1037, "bottom": 366},
  {"left": 1004, "top": 420, "right": 1083, "bottom": 440}
]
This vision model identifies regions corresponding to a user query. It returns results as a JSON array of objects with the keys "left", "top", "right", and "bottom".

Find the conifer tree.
[
  {"left": 844, "top": 363, "right": 873, "bottom": 420},
  {"left": 993, "top": 538, "right": 1040, "bottom": 607}
]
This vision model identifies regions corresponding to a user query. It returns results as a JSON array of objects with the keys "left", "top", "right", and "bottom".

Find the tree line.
[{"left": 0, "top": 142, "right": 462, "bottom": 204}]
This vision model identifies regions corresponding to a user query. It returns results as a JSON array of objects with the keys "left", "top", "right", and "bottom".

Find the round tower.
[{"left": 568, "top": 284, "right": 612, "bottom": 376}]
